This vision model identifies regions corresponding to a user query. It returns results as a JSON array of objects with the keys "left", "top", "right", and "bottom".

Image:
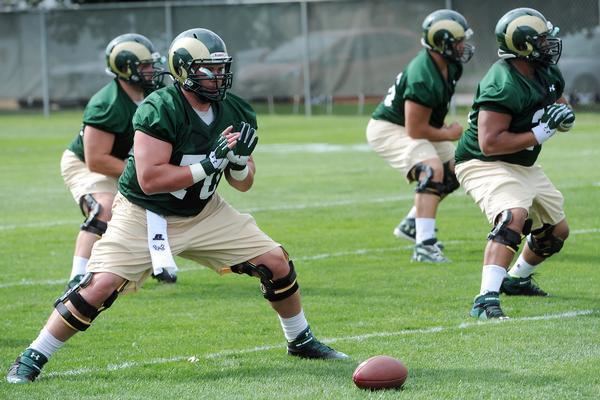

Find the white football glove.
[{"left": 532, "top": 103, "right": 575, "bottom": 144}]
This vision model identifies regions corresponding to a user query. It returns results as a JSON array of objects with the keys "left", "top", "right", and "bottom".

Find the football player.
[
  {"left": 366, "top": 9, "right": 474, "bottom": 263},
  {"left": 454, "top": 8, "right": 575, "bottom": 319},
  {"left": 60, "top": 33, "right": 172, "bottom": 288},
  {"left": 7, "top": 28, "right": 347, "bottom": 384}
]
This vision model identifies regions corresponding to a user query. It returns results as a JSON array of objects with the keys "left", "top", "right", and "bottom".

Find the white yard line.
[
  {"left": 0, "top": 228, "right": 596, "bottom": 289},
  {"left": 44, "top": 309, "right": 594, "bottom": 378},
  {"left": 0, "top": 279, "right": 65, "bottom": 289},
  {"left": 1, "top": 195, "right": 415, "bottom": 231},
  {"left": 0, "top": 220, "right": 78, "bottom": 231}
]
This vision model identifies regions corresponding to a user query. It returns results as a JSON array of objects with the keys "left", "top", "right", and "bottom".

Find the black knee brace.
[
  {"left": 79, "top": 194, "right": 108, "bottom": 236},
  {"left": 527, "top": 224, "right": 564, "bottom": 257},
  {"left": 231, "top": 260, "right": 299, "bottom": 302},
  {"left": 54, "top": 273, "right": 125, "bottom": 331},
  {"left": 411, "top": 163, "right": 445, "bottom": 197},
  {"left": 442, "top": 162, "right": 460, "bottom": 195},
  {"left": 487, "top": 210, "right": 523, "bottom": 253}
]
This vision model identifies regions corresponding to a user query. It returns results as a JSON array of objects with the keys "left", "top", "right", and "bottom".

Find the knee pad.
[
  {"left": 79, "top": 194, "right": 108, "bottom": 236},
  {"left": 487, "top": 210, "right": 523, "bottom": 253},
  {"left": 231, "top": 260, "right": 299, "bottom": 302},
  {"left": 442, "top": 162, "right": 460, "bottom": 195},
  {"left": 527, "top": 224, "right": 564, "bottom": 257},
  {"left": 411, "top": 163, "right": 445, "bottom": 197},
  {"left": 54, "top": 273, "right": 125, "bottom": 331}
]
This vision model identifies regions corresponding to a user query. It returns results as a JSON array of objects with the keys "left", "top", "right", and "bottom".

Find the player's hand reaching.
[
  {"left": 532, "top": 103, "right": 575, "bottom": 144},
  {"left": 201, "top": 134, "right": 231, "bottom": 175},
  {"left": 556, "top": 105, "right": 576, "bottom": 132},
  {"left": 189, "top": 126, "right": 237, "bottom": 183},
  {"left": 444, "top": 122, "right": 463, "bottom": 141},
  {"left": 227, "top": 122, "right": 258, "bottom": 170}
]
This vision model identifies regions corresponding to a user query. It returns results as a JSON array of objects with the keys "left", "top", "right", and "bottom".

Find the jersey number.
[
  {"left": 527, "top": 108, "right": 546, "bottom": 151},
  {"left": 383, "top": 73, "right": 403, "bottom": 107},
  {"left": 171, "top": 155, "right": 222, "bottom": 200}
]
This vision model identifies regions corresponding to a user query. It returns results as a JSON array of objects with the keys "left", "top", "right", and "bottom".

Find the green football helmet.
[
  {"left": 495, "top": 8, "right": 562, "bottom": 65},
  {"left": 105, "top": 33, "right": 164, "bottom": 90},
  {"left": 168, "top": 28, "right": 233, "bottom": 102},
  {"left": 422, "top": 9, "right": 474, "bottom": 63}
]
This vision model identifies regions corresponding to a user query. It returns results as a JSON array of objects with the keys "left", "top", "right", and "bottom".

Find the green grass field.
[{"left": 0, "top": 110, "right": 598, "bottom": 399}]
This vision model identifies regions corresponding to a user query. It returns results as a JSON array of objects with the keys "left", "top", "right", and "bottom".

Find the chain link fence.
[{"left": 1, "top": 0, "right": 598, "bottom": 114}]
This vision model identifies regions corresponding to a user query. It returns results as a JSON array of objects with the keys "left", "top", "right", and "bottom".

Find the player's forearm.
[
  {"left": 86, "top": 155, "right": 125, "bottom": 178},
  {"left": 137, "top": 164, "right": 195, "bottom": 195},
  {"left": 478, "top": 130, "right": 538, "bottom": 156},
  {"left": 225, "top": 161, "right": 255, "bottom": 192},
  {"left": 406, "top": 123, "right": 455, "bottom": 142}
]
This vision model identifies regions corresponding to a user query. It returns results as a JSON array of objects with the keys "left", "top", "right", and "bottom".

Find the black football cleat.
[
  {"left": 287, "top": 327, "right": 348, "bottom": 360},
  {"left": 470, "top": 292, "right": 509, "bottom": 320},
  {"left": 500, "top": 274, "right": 548, "bottom": 296},
  {"left": 151, "top": 270, "right": 177, "bottom": 284},
  {"left": 6, "top": 348, "right": 48, "bottom": 384},
  {"left": 65, "top": 274, "right": 84, "bottom": 292}
]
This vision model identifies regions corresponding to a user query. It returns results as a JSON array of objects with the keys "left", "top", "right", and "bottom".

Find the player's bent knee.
[
  {"left": 260, "top": 260, "right": 299, "bottom": 302},
  {"left": 442, "top": 162, "right": 460, "bottom": 195},
  {"left": 487, "top": 210, "right": 524, "bottom": 253},
  {"left": 54, "top": 273, "right": 127, "bottom": 332},
  {"left": 231, "top": 260, "right": 299, "bottom": 302},
  {"left": 79, "top": 194, "right": 108, "bottom": 236},
  {"left": 527, "top": 224, "right": 565, "bottom": 257},
  {"left": 410, "top": 163, "right": 445, "bottom": 196}
]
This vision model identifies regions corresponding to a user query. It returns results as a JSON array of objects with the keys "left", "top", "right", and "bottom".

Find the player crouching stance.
[
  {"left": 7, "top": 28, "right": 347, "bottom": 384},
  {"left": 454, "top": 8, "right": 574, "bottom": 319}
]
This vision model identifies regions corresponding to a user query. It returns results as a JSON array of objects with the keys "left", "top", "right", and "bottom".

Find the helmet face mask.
[
  {"left": 528, "top": 33, "right": 562, "bottom": 65},
  {"left": 496, "top": 8, "right": 562, "bottom": 65},
  {"left": 422, "top": 9, "right": 475, "bottom": 63},
  {"left": 168, "top": 28, "right": 233, "bottom": 102},
  {"left": 448, "top": 33, "right": 475, "bottom": 63},
  {"left": 183, "top": 58, "right": 233, "bottom": 102},
  {"left": 135, "top": 53, "right": 166, "bottom": 91},
  {"left": 105, "top": 33, "right": 164, "bottom": 91}
]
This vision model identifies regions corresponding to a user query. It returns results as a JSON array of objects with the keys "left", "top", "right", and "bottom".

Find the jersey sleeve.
[
  {"left": 403, "top": 79, "right": 437, "bottom": 107},
  {"left": 476, "top": 81, "right": 522, "bottom": 114},
  {"left": 132, "top": 94, "right": 177, "bottom": 143},
  {"left": 82, "top": 99, "right": 124, "bottom": 134}
]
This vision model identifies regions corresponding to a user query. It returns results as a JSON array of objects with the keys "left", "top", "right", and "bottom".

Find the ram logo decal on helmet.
[
  {"left": 504, "top": 15, "right": 548, "bottom": 56},
  {"left": 169, "top": 37, "right": 211, "bottom": 80},
  {"left": 168, "top": 28, "right": 233, "bottom": 102},
  {"left": 422, "top": 9, "right": 474, "bottom": 63},
  {"left": 496, "top": 8, "right": 562, "bottom": 65},
  {"left": 108, "top": 41, "right": 153, "bottom": 80}
]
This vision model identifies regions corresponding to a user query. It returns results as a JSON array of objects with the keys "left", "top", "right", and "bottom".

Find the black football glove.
[{"left": 227, "top": 122, "right": 258, "bottom": 170}]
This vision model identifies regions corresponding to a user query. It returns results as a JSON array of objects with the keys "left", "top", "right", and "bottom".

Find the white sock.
[
  {"left": 278, "top": 310, "right": 308, "bottom": 341},
  {"left": 415, "top": 218, "right": 436, "bottom": 243},
  {"left": 406, "top": 206, "right": 417, "bottom": 219},
  {"left": 480, "top": 264, "right": 507, "bottom": 295},
  {"left": 71, "top": 256, "right": 88, "bottom": 279},
  {"left": 508, "top": 254, "right": 537, "bottom": 278},
  {"left": 29, "top": 328, "right": 65, "bottom": 359}
]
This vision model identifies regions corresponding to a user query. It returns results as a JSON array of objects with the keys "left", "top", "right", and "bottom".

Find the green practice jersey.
[
  {"left": 371, "top": 49, "right": 463, "bottom": 128},
  {"left": 67, "top": 79, "right": 138, "bottom": 161},
  {"left": 119, "top": 85, "right": 257, "bottom": 216},
  {"left": 455, "top": 60, "right": 565, "bottom": 166}
]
